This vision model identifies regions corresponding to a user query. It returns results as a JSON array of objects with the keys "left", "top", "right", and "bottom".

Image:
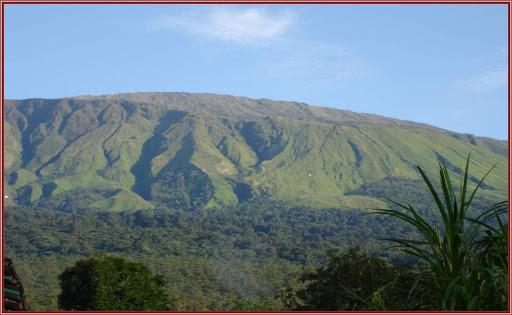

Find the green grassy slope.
[{"left": 4, "top": 93, "right": 507, "bottom": 211}]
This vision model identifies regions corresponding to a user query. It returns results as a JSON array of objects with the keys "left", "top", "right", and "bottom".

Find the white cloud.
[
  {"left": 148, "top": 9, "right": 366, "bottom": 83},
  {"left": 453, "top": 68, "right": 507, "bottom": 93},
  {"left": 149, "top": 8, "right": 294, "bottom": 44},
  {"left": 269, "top": 43, "right": 367, "bottom": 82}
]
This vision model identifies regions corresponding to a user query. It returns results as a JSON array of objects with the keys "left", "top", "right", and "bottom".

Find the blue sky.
[{"left": 5, "top": 4, "right": 509, "bottom": 139}]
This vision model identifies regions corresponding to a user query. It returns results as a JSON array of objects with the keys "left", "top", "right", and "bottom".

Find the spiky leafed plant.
[
  {"left": 466, "top": 200, "right": 508, "bottom": 310},
  {"left": 374, "top": 155, "right": 507, "bottom": 310}
]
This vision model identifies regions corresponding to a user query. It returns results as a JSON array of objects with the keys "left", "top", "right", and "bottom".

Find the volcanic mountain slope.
[{"left": 3, "top": 92, "right": 508, "bottom": 211}]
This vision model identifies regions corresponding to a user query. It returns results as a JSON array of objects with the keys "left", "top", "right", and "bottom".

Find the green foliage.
[
  {"left": 5, "top": 201, "right": 422, "bottom": 310},
  {"left": 224, "top": 296, "right": 282, "bottom": 311},
  {"left": 58, "top": 254, "right": 174, "bottom": 310},
  {"left": 281, "top": 247, "right": 438, "bottom": 310},
  {"left": 467, "top": 200, "right": 508, "bottom": 309},
  {"left": 374, "top": 156, "right": 508, "bottom": 310},
  {"left": 5, "top": 201, "right": 420, "bottom": 262},
  {"left": 151, "top": 165, "right": 214, "bottom": 211}
]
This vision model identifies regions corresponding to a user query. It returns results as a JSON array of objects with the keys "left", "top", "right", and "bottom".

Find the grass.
[{"left": 90, "top": 190, "right": 154, "bottom": 212}]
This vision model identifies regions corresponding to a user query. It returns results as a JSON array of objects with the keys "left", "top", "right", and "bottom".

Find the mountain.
[
  {"left": 3, "top": 92, "right": 508, "bottom": 310},
  {"left": 4, "top": 92, "right": 507, "bottom": 212}
]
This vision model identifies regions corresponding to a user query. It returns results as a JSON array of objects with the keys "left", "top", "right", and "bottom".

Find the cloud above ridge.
[
  {"left": 453, "top": 68, "right": 507, "bottom": 93},
  {"left": 150, "top": 8, "right": 295, "bottom": 44}
]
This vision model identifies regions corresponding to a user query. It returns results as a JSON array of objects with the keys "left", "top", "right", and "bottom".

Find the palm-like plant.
[
  {"left": 374, "top": 155, "right": 507, "bottom": 310},
  {"left": 467, "top": 200, "right": 508, "bottom": 310}
]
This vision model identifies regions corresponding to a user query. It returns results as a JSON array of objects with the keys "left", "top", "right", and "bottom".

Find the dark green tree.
[
  {"left": 58, "top": 254, "right": 174, "bottom": 310},
  {"left": 282, "top": 247, "right": 437, "bottom": 310}
]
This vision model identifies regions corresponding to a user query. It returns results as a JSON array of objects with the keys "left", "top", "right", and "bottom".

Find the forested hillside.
[{"left": 3, "top": 92, "right": 507, "bottom": 310}]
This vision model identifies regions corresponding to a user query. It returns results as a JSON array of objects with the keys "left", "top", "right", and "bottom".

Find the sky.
[{"left": 4, "top": 4, "right": 509, "bottom": 139}]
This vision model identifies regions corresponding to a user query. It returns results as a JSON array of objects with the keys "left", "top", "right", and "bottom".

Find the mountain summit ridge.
[{"left": 7, "top": 92, "right": 460, "bottom": 133}]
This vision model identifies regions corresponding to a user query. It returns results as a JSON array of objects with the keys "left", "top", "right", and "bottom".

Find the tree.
[
  {"left": 58, "top": 254, "right": 174, "bottom": 310},
  {"left": 281, "top": 247, "right": 437, "bottom": 310}
]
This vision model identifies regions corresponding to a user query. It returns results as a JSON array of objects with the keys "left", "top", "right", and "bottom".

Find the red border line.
[
  {"left": 506, "top": 2, "right": 511, "bottom": 306},
  {"left": 1, "top": 312, "right": 510, "bottom": 314},
  {"left": 1, "top": 0, "right": 511, "bottom": 314},
  {"left": 1, "top": 1, "right": 5, "bottom": 313}
]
